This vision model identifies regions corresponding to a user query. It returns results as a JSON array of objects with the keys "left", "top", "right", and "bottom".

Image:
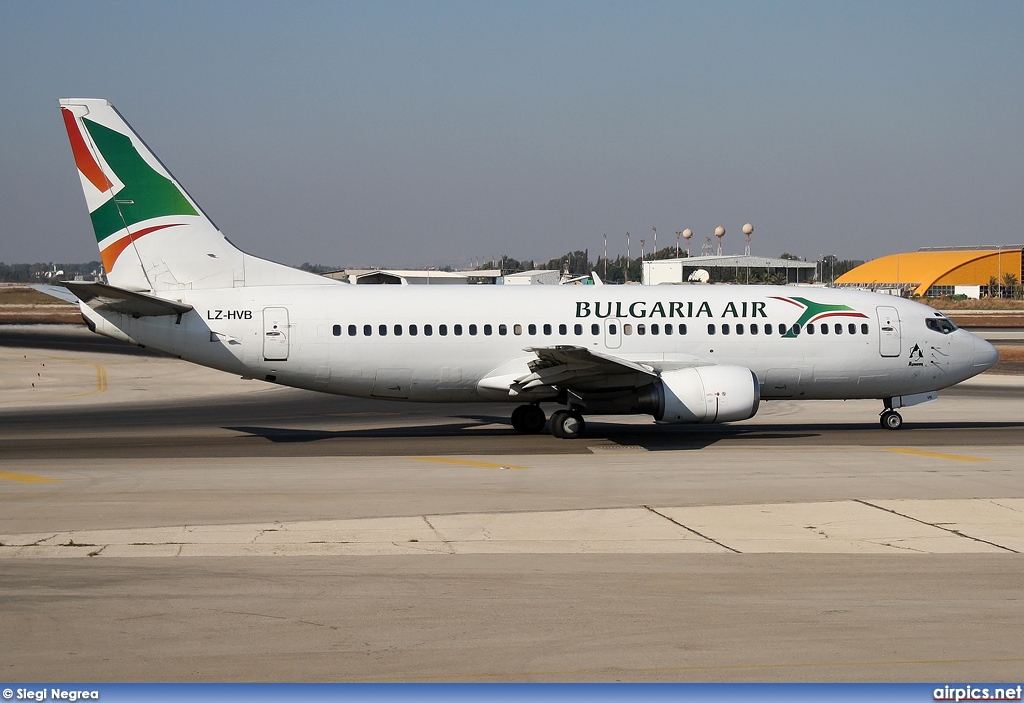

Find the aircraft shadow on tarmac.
[{"left": 222, "top": 417, "right": 1024, "bottom": 451}]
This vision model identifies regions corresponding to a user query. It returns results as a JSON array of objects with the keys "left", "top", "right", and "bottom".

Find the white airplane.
[{"left": 50, "top": 98, "right": 998, "bottom": 438}]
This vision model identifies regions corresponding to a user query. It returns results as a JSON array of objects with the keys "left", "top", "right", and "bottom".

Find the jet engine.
[{"left": 649, "top": 365, "right": 760, "bottom": 424}]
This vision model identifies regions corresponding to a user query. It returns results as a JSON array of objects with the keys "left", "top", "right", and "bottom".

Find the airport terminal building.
[
  {"left": 642, "top": 255, "right": 817, "bottom": 285},
  {"left": 835, "top": 245, "right": 1024, "bottom": 298}
]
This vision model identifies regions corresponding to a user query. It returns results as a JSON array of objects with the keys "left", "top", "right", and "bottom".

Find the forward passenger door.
[{"left": 876, "top": 306, "right": 901, "bottom": 358}]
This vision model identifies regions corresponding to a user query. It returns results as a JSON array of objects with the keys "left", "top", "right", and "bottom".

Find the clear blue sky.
[{"left": 2, "top": 1, "right": 1023, "bottom": 268}]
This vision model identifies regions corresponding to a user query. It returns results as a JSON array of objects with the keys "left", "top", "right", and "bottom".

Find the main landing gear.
[
  {"left": 509, "top": 404, "right": 587, "bottom": 439},
  {"left": 510, "top": 404, "right": 547, "bottom": 434},
  {"left": 549, "top": 409, "right": 586, "bottom": 439}
]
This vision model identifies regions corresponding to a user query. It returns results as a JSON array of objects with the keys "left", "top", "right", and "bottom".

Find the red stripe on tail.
[{"left": 61, "top": 107, "right": 112, "bottom": 193}]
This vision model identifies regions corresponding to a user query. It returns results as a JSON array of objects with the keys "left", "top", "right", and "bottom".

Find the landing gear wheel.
[
  {"left": 550, "top": 409, "right": 586, "bottom": 439},
  {"left": 880, "top": 410, "right": 903, "bottom": 430},
  {"left": 511, "top": 404, "right": 546, "bottom": 434}
]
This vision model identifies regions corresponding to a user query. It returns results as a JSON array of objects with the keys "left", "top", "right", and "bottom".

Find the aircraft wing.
[
  {"left": 512, "top": 345, "right": 658, "bottom": 394},
  {"left": 62, "top": 281, "right": 193, "bottom": 317}
]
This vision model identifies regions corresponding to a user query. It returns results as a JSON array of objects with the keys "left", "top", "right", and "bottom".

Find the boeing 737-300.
[{"left": 48, "top": 98, "right": 999, "bottom": 438}]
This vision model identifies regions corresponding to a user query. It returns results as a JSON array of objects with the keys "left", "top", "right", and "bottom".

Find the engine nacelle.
[{"left": 653, "top": 366, "right": 760, "bottom": 424}]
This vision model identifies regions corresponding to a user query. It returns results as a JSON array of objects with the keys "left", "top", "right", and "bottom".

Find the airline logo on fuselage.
[
  {"left": 575, "top": 300, "right": 767, "bottom": 319},
  {"left": 576, "top": 296, "right": 868, "bottom": 339}
]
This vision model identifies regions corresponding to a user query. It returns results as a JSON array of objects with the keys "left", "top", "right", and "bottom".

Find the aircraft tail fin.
[{"left": 59, "top": 99, "right": 332, "bottom": 292}]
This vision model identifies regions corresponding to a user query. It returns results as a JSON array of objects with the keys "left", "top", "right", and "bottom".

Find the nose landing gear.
[{"left": 880, "top": 409, "right": 903, "bottom": 430}]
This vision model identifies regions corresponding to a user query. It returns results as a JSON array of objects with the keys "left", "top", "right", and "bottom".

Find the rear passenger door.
[{"left": 263, "top": 307, "right": 290, "bottom": 361}]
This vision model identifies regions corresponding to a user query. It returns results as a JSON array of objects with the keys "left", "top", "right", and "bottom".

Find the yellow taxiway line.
[
  {"left": 0, "top": 471, "right": 60, "bottom": 484},
  {"left": 885, "top": 448, "right": 990, "bottom": 463}
]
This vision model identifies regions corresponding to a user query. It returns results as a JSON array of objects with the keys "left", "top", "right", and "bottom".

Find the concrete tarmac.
[{"left": 1, "top": 325, "right": 1023, "bottom": 682}]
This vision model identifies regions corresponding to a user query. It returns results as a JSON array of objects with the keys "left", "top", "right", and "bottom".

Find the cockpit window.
[{"left": 925, "top": 315, "right": 957, "bottom": 335}]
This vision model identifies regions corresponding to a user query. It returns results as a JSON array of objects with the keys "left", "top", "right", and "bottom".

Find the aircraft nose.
[{"left": 972, "top": 334, "right": 999, "bottom": 371}]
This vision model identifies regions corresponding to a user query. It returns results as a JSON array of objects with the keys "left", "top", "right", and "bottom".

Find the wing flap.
[{"left": 512, "top": 345, "right": 658, "bottom": 393}]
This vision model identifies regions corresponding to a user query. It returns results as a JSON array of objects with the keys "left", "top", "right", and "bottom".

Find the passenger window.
[
  {"left": 792, "top": 324, "right": 801, "bottom": 335},
  {"left": 425, "top": 324, "right": 433, "bottom": 336},
  {"left": 806, "top": 324, "right": 814, "bottom": 335},
  {"left": 651, "top": 324, "right": 659, "bottom": 335},
  {"left": 834, "top": 323, "right": 842, "bottom": 335},
  {"left": 363, "top": 324, "right": 372, "bottom": 337},
  {"left": 848, "top": 323, "right": 856, "bottom": 334},
  {"left": 778, "top": 324, "right": 787, "bottom": 336},
  {"left": 623, "top": 324, "right": 633, "bottom": 335},
  {"left": 679, "top": 323, "right": 687, "bottom": 335},
  {"left": 591, "top": 323, "right": 600, "bottom": 335},
  {"left": 722, "top": 323, "right": 730, "bottom": 335},
  {"left": 574, "top": 323, "right": 583, "bottom": 335},
  {"left": 708, "top": 324, "right": 716, "bottom": 335},
  {"left": 499, "top": 324, "right": 507, "bottom": 336},
  {"left": 664, "top": 324, "right": 672, "bottom": 336},
  {"left": 609, "top": 323, "right": 618, "bottom": 335},
  {"left": 469, "top": 324, "right": 477, "bottom": 335},
  {"left": 528, "top": 324, "right": 537, "bottom": 335},
  {"left": 439, "top": 324, "right": 447, "bottom": 336},
  {"left": 861, "top": 323, "right": 869, "bottom": 334},
  {"left": 820, "top": 323, "right": 828, "bottom": 335},
  {"left": 736, "top": 324, "right": 744, "bottom": 335},
  {"left": 378, "top": 324, "right": 387, "bottom": 337},
  {"left": 514, "top": 324, "right": 522, "bottom": 335},
  {"left": 333, "top": 325, "right": 341, "bottom": 336},
  {"left": 637, "top": 324, "right": 646, "bottom": 336},
  {"left": 484, "top": 324, "right": 492, "bottom": 336},
  {"left": 750, "top": 323, "right": 758, "bottom": 335},
  {"left": 543, "top": 324, "right": 552, "bottom": 335},
  {"left": 410, "top": 324, "right": 418, "bottom": 336},
  {"left": 394, "top": 324, "right": 402, "bottom": 336},
  {"left": 454, "top": 324, "right": 463, "bottom": 336},
  {"left": 559, "top": 324, "right": 567, "bottom": 335},
  {"left": 348, "top": 324, "right": 357, "bottom": 336}
]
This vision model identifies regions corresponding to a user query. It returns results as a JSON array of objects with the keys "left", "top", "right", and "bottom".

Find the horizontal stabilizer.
[
  {"left": 30, "top": 284, "right": 81, "bottom": 304},
  {"left": 63, "top": 281, "right": 193, "bottom": 317}
]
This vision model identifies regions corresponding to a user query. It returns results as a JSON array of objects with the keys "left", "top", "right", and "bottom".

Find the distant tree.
[
  {"left": 650, "top": 246, "right": 679, "bottom": 261},
  {"left": 817, "top": 255, "right": 864, "bottom": 282},
  {"left": 1002, "top": 272, "right": 1020, "bottom": 299},
  {"left": 298, "top": 262, "right": 336, "bottom": 274},
  {"left": 779, "top": 252, "right": 801, "bottom": 261},
  {"left": 987, "top": 275, "right": 1001, "bottom": 298},
  {"left": 0, "top": 261, "right": 104, "bottom": 282}
]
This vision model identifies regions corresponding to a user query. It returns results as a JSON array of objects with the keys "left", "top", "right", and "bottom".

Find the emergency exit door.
[
  {"left": 263, "top": 307, "right": 290, "bottom": 361},
  {"left": 604, "top": 318, "right": 622, "bottom": 349}
]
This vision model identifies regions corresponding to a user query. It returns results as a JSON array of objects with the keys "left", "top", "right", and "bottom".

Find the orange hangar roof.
[{"left": 835, "top": 246, "right": 1024, "bottom": 297}]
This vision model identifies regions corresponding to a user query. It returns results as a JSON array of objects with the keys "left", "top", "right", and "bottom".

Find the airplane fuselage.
[{"left": 82, "top": 282, "right": 993, "bottom": 407}]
